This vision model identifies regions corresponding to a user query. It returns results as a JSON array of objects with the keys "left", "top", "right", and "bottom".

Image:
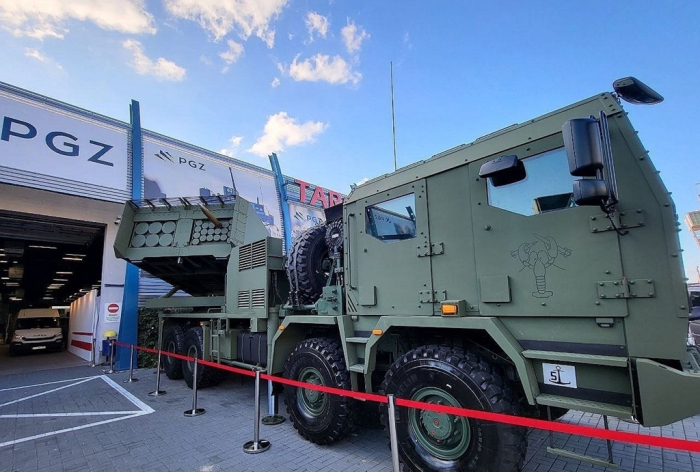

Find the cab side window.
[
  {"left": 487, "top": 148, "right": 577, "bottom": 216},
  {"left": 365, "top": 194, "right": 416, "bottom": 242}
]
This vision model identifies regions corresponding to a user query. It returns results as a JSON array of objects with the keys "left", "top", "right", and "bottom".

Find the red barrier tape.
[
  {"left": 261, "top": 372, "right": 388, "bottom": 403},
  {"left": 396, "top": 398, "right": 700, "bottom": 453},
  {"left": 198, "top": 359, "right": 255, "bottom": 377},
  {"left": 115, "top": 341, "right": 192, "bottom": 362},
  {"left": 134, "top": 345, "right": 159, "bottom": 355},
  {"left": 113, "top": 341, "right": 700, "bottom": 453}
]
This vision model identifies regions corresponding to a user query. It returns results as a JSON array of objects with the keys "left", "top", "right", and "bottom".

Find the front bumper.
[
  {"left": 633, "top": 348, "right": 700, "bottom": 427},
  {"left": 10, "top": 338, "right": 63, "bottom": 353}
]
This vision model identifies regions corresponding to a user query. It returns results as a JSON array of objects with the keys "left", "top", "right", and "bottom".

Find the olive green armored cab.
[{"left": 115, "top": 78, "right": 700, "bottom": 472}]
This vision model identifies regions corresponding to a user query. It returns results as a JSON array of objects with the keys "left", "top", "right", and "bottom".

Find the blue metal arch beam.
[{"left": 116, "top": 100, "right": 143, "bottom": 369}]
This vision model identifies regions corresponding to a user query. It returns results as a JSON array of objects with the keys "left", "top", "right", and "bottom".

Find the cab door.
[
  {"left": 469, "top": 137, "right": 627, "bottom": 319},
  {"left": 347, "top": 180, "right": 433, "bottom": 316}
]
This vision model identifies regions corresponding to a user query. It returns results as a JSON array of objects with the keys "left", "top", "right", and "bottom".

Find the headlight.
[{"left": 13, "top": 334, "right": 23, "bottom": 340}]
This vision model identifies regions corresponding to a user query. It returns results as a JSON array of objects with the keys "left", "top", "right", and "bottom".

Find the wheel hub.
[
  {"left": 420, "top": 410, "right": 452, "bottom": 441},
  {"left": 409, "top": 387, "right": 471, "bottom": 460},
  {"left": 166, "top": 341, "right": 176, "bottom": 364},
  {"left": 187, "top": 345, "right": 197, "bottom": 370},
  {"left": 298, "top": 367, "right": 327, "bottom": 416}
]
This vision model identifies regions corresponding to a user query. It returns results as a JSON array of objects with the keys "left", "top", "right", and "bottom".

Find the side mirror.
[
  {"left": 572, "top": 179, "right": 609, "bottom": 206},
  {"left": 562, "top": 118, "right": 603, "bottom": 177},
  {"left": 479, "top": 155, "right": 526, "bottom": 187},
  {"left": 613, "top": 77, "right": 664, "bottom": 105}
]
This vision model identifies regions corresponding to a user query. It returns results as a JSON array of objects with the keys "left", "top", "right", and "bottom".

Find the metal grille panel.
[
  {"left": 252, "top": 240, "right": 267, "bottom": 268},
  {"left": 239, "top": 239, "right": 267, "bottom": 271},
  {"left": 238, "top": 290, "right": 250, "bottom": 309},
  {"left": 251, "top": 288, "right": 265, "bottom": 308},
  {"left": 239, "top": 244, "right": 252, "bottom": 271}
]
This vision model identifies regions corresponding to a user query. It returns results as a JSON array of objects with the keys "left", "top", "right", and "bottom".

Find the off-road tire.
[
  {"left": 181, "top": 326, "right": 225, "bottom": 389},
  {"left": 286, "top": 225, "right": 331, "bottom": 304},
  {"left": 283, "top": 337, "right": 357, "bottom": 444},
  {"left": 162, "top": 325, "right": 185, "bottom": 379},
  {"left": 380, "top": 345, "right": 527, "bottom": 472}
]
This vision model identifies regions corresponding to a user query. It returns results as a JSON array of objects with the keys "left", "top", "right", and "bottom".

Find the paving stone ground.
[{"left": 0, "top": 346, "right": 698, "bottom": 472}]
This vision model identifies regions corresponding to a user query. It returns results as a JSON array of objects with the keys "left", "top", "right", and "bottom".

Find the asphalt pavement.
[{"left": 0, "top": 344, "right": 698, "bottom": 472}]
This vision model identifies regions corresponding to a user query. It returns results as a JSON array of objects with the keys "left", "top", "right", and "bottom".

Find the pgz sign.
[{"left": 2, "top": 116, "right": 114, "bottom": 166}]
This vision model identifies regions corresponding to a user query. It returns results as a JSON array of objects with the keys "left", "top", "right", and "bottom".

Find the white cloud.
[
  {"left": 164, "top": 0, "right": 287, "bottom": 47},
  {"left": 123, "top": 39, "right": 186, "bottom": 81},
  {"left": 286, "top": 54, "right": 361, "bottom": 85},
  {"left": 200, "top": 55, "right": 213, "bottom": 66},
  {"left": 271, "top": 77, "right": 280, "bottom": 88},
  {"left": 220, "top": 135, "right": 243, "bottom": 157},
  {"left": 355, "top": 177, "right": 369, "bottom": 186},
  {"left": 24, "top": 47, "right": 63, "bottom": 69},
  {"left": 341, "top": 19, "right": 369, "bottom": 54},
  {"left": 0, "top": 0, "right": 156, "bottom": 40},
  {"left": 219, "top": 39, "right": 244, "bottom": 72},
  {"left": 247, "top": 112, "right": 327, "bottom": 157},
  {"left": 305, "top": 12, "right": 328, "bottom": 41},
  {"left": 24, "top": 48, "right": 48, "bottom": 62}
]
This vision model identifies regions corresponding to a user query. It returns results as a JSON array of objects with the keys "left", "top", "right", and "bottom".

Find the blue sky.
[{"left": 0, "top": 1, "right": 698, "bottom": 280}]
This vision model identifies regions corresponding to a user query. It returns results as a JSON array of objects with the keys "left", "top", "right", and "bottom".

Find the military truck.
[{"left": 114, "top": 78, "right": 700, "bottom": 472}]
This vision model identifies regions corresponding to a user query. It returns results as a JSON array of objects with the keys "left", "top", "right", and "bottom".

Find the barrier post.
[
  {"left": 123, "top": 344, "right": 139, "bottom": 383},
  {"left": 148, "top": 348, "right": 166, "bottom": 396},
  {"left": 262, "top": 379, "right": 285, "bottom": 425},
  {"left": 184, "top": 358, "right": 205, "bottom": 417},
  {"left": 387, "top": 394, "right": 401, "bottom": 472},
  {"left": 102, "top": 339, "right": 116, "bottom": 374},
  {"left": 243, "top": 369, "right": 270, "bottom": 453}
]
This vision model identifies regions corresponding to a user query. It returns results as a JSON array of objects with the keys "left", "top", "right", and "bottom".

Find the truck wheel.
[
  {"left": 283, "top": 338, "right": 356, "bottom": 444},
  {"left": 162, "top": 325, "right": 185, "bottom": 379},
  {"left": 181, "top": 327, "right": 225, "bottom": 389},
  {"left": 381, "top": 345, "right": 527, "bottom": 472},
  {"left": 286, "top": 226, "right": 332, "bottom": 304}
]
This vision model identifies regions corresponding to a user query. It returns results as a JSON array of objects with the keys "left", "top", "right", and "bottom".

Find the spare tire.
[{"left": 287, "top": 225, "right": 331, "bottom": 304}]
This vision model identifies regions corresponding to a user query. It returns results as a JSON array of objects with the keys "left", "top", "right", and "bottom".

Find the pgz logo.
[
  {"left": 2, "top": 116, "right": 114, "bottom": 166},
  {"left": 155, "top": 150, "right": 205, "bottom": 171}
]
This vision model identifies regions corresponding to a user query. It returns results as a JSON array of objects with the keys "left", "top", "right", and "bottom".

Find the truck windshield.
[{"left": 16, "top": 318, "right": 60, "bottom": 329}]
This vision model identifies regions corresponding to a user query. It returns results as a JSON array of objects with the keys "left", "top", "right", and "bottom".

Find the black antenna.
[{"left": 391, "top": 62, "right": 397, "bottom": 172}]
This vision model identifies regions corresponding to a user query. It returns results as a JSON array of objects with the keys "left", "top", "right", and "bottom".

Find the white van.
[{"left": 9, "top": 308, "right": 63, "bottom": 356}]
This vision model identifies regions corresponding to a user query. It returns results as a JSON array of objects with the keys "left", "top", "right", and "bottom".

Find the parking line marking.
[
  {"left": 0, "top": 374, "right": 155, "bottom": 448},
  {"left": 100, "top": 375, "right": 154, "bottom": 413},
  {"left": 0, "top": 411, "right": 143, "bottom": 418},
  {"left": 0, "top": 376, "right": 98, "bottom": 393},
  {"left": 0, "top": 377, "right": 95, "bottom": 408},
  {"left": 0, "top": 412, "right": 148, "bottom": 448}
]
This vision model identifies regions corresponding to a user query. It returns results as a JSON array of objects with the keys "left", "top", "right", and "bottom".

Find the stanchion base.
[
  {"left": 243, "top": 439, "right": 270, "bottom": 454},
  {"left": 148, "top": 390, "right": 166, "bottom": 396},
  {"left": 184, "top": 408, "right": 206, "bottom": 417},
  {"left": 261, "top": 415, "right": 285, "bottom": 425},
  {"left": 123, "top": 378, "right": 139, "bottom": 383}
]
